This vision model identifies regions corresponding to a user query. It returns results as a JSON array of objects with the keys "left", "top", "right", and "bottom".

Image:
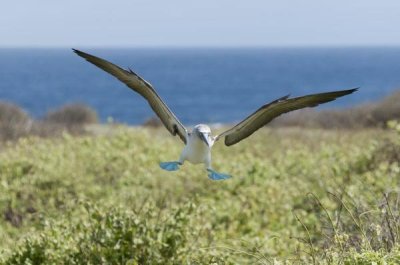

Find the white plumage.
[{"left": 180, "top": 124, "right": 213, "bottom": 167}]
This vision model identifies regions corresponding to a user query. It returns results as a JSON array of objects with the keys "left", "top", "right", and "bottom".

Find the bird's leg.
[
  {"left": 205, "top": 157, "right": 231, "bottom": 181},
  {"left": 159, "top": 161, "right": 182, "bottom": 171}
]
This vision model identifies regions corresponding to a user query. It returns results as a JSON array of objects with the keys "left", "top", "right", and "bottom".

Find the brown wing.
[
  {"left": 215, "top": 88, "right": 358, "bottom": 146},
  {"left": 73, "top": 49, "right": 187, "bottom": 144}
]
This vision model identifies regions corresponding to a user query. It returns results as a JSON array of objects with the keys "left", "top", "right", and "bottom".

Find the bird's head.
[{"left": 193, "top": 124, "right": 213, "bottom": 147}]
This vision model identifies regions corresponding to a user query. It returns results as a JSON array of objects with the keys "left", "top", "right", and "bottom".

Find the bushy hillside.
[{"left": 1, "top": 125, "right": 400, "bottom": 264}]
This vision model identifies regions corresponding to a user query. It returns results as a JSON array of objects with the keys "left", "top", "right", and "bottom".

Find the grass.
[{"left": 0, "top": 124, "right": 400, "bottom": 264}]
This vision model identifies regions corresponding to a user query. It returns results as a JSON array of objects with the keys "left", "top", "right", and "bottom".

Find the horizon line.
[{"left": 1, "top": 44, "right": 400, "bottom": 50}]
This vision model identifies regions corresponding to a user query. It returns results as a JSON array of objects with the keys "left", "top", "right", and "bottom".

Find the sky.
[{"left": 1, "top": 0, "right": 400, "bottom": 47}]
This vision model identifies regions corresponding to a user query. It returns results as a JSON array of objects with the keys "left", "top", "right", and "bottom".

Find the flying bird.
[{"left": 73, "top": 49, "right": 357, "bottom": 180}]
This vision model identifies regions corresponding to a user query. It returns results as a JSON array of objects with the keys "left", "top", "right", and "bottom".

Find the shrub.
[
  {"left": 142, "top": 116, "right": 162, "bottom": 127},
  {"left": 0, "top": 102, "right": 32, "bottom": 141},
  {"left": 0, "top": 102, "right": 30, "bottom": 125},
  {"left": 0, "top": 102, "right": 98, "bottom": 141},
  {"left": 371, "top": 90, "right": 400, "bottom": 127},
  {"left": 2, "top": 202, "right": 219, "bottom": 265},
  {"left": 43, "top": 103, "right": 98, "bottom": 126}
]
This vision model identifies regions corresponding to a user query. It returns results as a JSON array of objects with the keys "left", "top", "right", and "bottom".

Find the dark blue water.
[{"left": 0, "top": 47, "right": 399, "bottom": 125}]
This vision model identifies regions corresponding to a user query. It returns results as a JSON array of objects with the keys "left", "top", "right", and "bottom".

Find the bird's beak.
[{"left": 199, "top": 132, "right": 212, "bottom": 147}]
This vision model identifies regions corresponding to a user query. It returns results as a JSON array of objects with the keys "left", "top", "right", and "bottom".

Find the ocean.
[{"left": 0, "top": 47, "right": 399, "bottom": 125}]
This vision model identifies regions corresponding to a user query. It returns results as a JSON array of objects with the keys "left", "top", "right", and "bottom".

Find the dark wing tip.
[
  {"left": 342, "top": 87, "right": 359, "bottom": 94},
  {"left": 72, "top": 48, "right": 82, "bottom": 55},
  {"left": 326, "top": 87, "right": 359, "bottom": 100},
  {"left": 308, "top": 87, "right": 359, "bottom": 106},
  {"left": 72, "top": 49, "right": 92, "bottom": 60}
]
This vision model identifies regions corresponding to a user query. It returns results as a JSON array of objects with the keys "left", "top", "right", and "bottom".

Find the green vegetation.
[{"left": 1, "top": 123, "right": 400, "bottom": 264}]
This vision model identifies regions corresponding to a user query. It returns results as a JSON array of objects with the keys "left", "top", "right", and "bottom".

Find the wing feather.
[
  {"left": 73, "top": 49, "right": 187, "bottom": 143},
  {"left": 216, "top": 88, "right": 358, "bottom": 146}
]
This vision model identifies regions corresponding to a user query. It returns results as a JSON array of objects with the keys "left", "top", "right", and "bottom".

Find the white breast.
[{"left": 181, "top": 135, "right": 211, "bottom": 164}]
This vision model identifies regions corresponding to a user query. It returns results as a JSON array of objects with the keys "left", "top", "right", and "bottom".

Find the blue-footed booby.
[{"left": 73, "top": 49, "right": 357, "bottom": 180}]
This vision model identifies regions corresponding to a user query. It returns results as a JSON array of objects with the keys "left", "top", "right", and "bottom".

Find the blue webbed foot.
[
  {"left": 207, "top": 169, "right": 232, "bottom": 180},
  {"left": 159, "top": 161, "right": 181, "bottom": 171}
]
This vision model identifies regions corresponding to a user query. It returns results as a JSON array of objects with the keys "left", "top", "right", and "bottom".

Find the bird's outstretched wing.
[
  {"left": 73, "top": 49, "right": 188, "bottom": 144},
  {"left": 215, "top": 88, "right": 358, "bottom": 146}
]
